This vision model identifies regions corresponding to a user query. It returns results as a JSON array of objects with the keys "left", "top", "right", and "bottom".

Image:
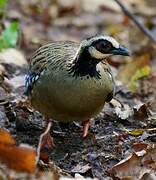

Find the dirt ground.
[{"left": 0, "top": 0, "right": 156, "bottom": 179}]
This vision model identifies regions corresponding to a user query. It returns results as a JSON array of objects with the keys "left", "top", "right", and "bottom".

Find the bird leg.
[
  {"left": 37, "top": 120, "right": 55, "bottom": 155},
  {"left": 41, "top": 120, "right": 55, "bottom": 150},
  {"left": 82, "top": 119, "right": 90, "bottom": 138}
]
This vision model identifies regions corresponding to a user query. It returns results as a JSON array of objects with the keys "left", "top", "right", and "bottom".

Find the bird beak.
[{"left": 111, "top": 45, "right": 130, "bottom": 56}]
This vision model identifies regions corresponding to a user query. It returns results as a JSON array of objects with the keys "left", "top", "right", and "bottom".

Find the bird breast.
[{"left": 31, "top": 63, "right": 114, "bottom": 122}]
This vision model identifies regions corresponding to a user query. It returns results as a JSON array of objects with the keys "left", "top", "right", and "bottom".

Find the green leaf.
[
  {"left": 0, "top": 0, "right": 8, "bottom": 11},
  {"left": 128, "top": 65, "right": 151, "bottom": 91},
  {"left": 0, "top": 37, "right": 6, "bottom": 50},
  {"left": 117, "top": 54, "right": 150, "bottom": 91},
  {"left": 1, "top": 21, "right": 19, "bottom": 48}
]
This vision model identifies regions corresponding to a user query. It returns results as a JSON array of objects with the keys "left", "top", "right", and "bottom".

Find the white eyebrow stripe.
[{"left": 85, "top": 36, "right": 120, "bottom": 49}]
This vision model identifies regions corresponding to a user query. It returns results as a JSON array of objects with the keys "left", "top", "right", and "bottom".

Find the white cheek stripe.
[{"left": 88, "top": 46, "right": 110, "bottom": 59}]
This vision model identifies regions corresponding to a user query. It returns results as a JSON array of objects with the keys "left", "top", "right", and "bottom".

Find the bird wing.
[{"left": 25, "top": 41, "right": 79, "bottom": 96}]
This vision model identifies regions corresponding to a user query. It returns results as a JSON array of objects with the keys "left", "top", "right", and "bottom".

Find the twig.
[
  {"left": 36, "top": 121, "right": 52, "bottom": 164},
  {"left": 114, "top": 0, "right": 156, "bottom": 44}
]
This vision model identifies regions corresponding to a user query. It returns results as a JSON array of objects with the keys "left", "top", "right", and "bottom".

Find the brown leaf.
[
  {"left": 0, "top": 129, "right": 36, "bottom": 173},
  {"left": 0, "top": 144, "right": 36, "bottom": 173},
  {"left": 133, "top": 143, "right": 148, "bottom": 152},
  {"left": 0, "top": 129, "right": 15, "bottom": 145},
  {"left": 109, "top": 144, "right": 156, "bottom": 179},
  {"left": 133, "top": 103, "right": 149, "bottom": 119}
]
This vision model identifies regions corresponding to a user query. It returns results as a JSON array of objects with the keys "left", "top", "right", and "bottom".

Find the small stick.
[
  {"left": 36, "top": 121, "right": 52, "bottom": 164},
  {"left": 114, "top": 0, "right": 156, "bottom": 44}
]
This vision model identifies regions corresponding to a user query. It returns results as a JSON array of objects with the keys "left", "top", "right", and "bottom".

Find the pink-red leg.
[
  {"left": 82, "top": 119, "right": 90, "bottom": 138},
  {"left": 37, "top": 120, "right": 55, "bottom": 158},
  {"left": 40, "top": 120, "right": 55, "bottom": 150}
]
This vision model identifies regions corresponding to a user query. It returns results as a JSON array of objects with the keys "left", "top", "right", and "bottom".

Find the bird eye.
[
  {"left": 95, "top": 40, "right": 112, "bottom": 53},
  {"left": 105, "top": 42, "right": 112, "bottom": 51},
  {"left": 96, "top": 41, "right": 105, "bottom": 51}
]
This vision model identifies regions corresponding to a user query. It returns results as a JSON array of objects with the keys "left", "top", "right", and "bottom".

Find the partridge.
[{"left": 25, "top": 35, "right": 129, "bottom": 150}]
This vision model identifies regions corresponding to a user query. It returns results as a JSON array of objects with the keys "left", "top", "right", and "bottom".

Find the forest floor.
[{"left": 0, "top": 0, "right": 156, "bottom": 179}]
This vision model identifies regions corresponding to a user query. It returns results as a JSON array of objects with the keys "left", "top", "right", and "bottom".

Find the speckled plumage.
[{"left": 25, "top": 36, "right": 129, "bottom": 123}]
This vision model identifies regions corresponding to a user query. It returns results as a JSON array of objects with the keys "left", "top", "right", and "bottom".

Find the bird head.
[{"left": 78, "top": 35, "right": 130, "bottom": 60}]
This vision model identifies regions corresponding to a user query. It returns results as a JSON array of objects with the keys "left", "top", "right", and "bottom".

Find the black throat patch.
[{"left": 68, "top": 48, "right": 101, "bottom": 79}]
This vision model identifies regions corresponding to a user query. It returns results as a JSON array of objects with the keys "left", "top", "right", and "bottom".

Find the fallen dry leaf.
[
  {"left": 5, "top": 74, "right": 25, "bottom": 89},
  {"left": 57, "top": 0, "right": 80, "bottom": 11},
  {"left": 82, "top": 0, "right": 121, "bottom": 12},
  {"left": 60, "top": 173, "right": 97, "bottom": 180},
  {"left": 109, "top": 144, "right": 156, "bottom": 180},
  {"left": 0, "top": 144, "right": 36, "bottom": 173},
  {"left": 126, "top": 129, "right": 145, "bottom": 136},
  {"left": 0, "top": 48, "right": 27, "bottom": 67},
  {"left": 0, "top": 128, "right": 36, "bottom": 173},
  {"left": 138, "top": 75, "right": 156, "bottom": 115},
  {"left": 133, "top": 103, "right": 149, "bottom": 119},
  {"left": 115, "top": 104, "right": 133, "bottom": 120},
  {"left": 133, "top": 143, "right": 148, "bottom": 152},
  {"left": 110, "top": 98, "right": 134, "bottom": 120},
  {"left": 0, "top": 129, "right": 15, "bottom": 145},
  {"left": 71, "top": 163, "right": 91, "bottom": 174}
]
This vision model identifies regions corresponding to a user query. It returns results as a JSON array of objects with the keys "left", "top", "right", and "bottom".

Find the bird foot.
[
  {"left": 36, "top": 121, "right": 55, "bottom": 163},
  {"left": 40, "top": 132, "right": 55, "bottom": 150},
  {"left": 39, "top": 134, "right": 55, "bottom": 163},
  {"left": 82, "top": 120, "right": 90, "bottom": 138},
  {"left": 41, "top": 121, "right": 55, "bottom": 150}
]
